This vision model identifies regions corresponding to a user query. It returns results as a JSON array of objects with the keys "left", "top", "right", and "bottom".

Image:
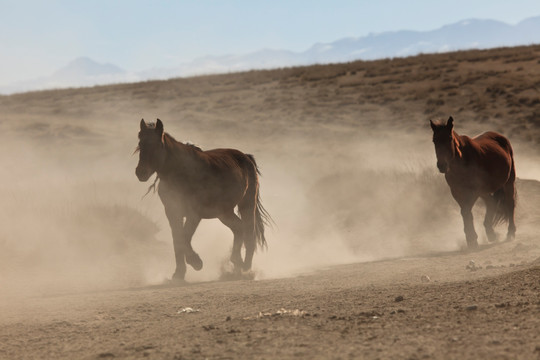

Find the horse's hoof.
[
  {"left": 229, "top": 255, "right": 244, "bottom": 269},
  {"left": 466, "top": 237, "right": 479, "bottom": 249},
  {"left": 171, "top": 272, "right": 186, "bottom": 283},
  {"left": 168, "top": 278, "right": 187, "bottom": 286},
  {"left": 486, "top": 233, "right": 498, "bottom": 243},
  {"left": 219, "top": 271, "right": 240, "bottom": 281},
  {"left": 219, "top": 269, "right": 255, "bottom": 281},
  {"left": 186, "top": 253, "right": 203, "bottom": 271},
  {"left": 241, "top": 269, "right": 256, "bottom": 280}
]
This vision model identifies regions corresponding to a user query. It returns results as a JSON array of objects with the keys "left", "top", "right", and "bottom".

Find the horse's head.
[
  {"left": 135, "top": 118, "right": 166, "bottom": 182},
  {"left": 430, "top": 116, "right": 459, "bottom": 174}
]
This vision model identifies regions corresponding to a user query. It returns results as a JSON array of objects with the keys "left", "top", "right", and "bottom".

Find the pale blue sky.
[{"left": 1, "top": 0, "right": 540, "bottom": 85}]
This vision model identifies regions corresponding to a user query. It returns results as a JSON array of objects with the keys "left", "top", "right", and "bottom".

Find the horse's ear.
[
  {"left": 447, "top": 116, "right": 454, "bottom": 130},
  {"left": 430, "top": 119, "right": 436, "bottom": 131},
  {"left": 140, "top": 118, "right": 146, "bottom": 131},
  {"left": 156, "top": 119, "right": 164, "bottom": 135}
]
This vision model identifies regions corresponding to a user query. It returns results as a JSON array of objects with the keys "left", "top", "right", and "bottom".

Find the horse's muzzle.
[
  {"left": 437, "top": 162, "right": 449, "bottom": 173},
  {"left": 135, "top": 166, "right": 153, "bottom": 182}
]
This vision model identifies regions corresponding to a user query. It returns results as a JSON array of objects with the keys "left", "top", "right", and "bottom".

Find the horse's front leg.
[
  {"left": 183, "top": 214, "right": 203, "bottom": 271},
  {"left": 163, "top": 206, "right": 187, "bottom": 282},
  {"left": 458, "top": 197, "right": 479, "bottom": 249}
]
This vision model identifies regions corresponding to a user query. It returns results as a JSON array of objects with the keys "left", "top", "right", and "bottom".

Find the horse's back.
[
  {"left": 473, "top": 131, "right": 513, "bottom": 155},
  {"left": 466, "top": 131, "right": 514, "bottom": 191},
  {"left": 203, "top": 148, "right": 257, "bottom": 173}
]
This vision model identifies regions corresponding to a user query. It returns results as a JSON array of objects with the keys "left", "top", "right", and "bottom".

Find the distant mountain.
[
  {"left": 1, "top": 58, "right": 136, "bottom": 94},
  {"left": 164, "top": 16, "right": 540, "bottom": 75},
  {"left": 2, "top": 16, "right": 540, "bottom": 94},
  {"left": 302, "top": 17, "right": 540, "bottom": 63},
  {"left": 52, "top": 57, "right": 125, "bottom": 79}
]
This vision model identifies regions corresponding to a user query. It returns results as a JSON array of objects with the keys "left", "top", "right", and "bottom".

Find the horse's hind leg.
[
  {"left": 218, "top": 210, "right": 245, "bottom": 271},
  {"left": 504, "top": 180, "right": 517, "bottom": 241},
  {"left": 238, "top": 203, "right": 256, "bottom": 272},
  {"left": 183, "top": 215, "right": 203, "bottom": 271},
  {"left": 481, "top": 195, "right": 497, "bottom": 242}
]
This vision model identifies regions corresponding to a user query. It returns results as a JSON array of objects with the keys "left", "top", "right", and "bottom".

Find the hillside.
[{"left": 2, "top": 44, "right": 540, "bottom": 143}]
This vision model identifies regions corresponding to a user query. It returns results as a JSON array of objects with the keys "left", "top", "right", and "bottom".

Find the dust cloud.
[
  {"left": 252, "top": 133, "right": 466, "bottom": 279},
  {"left": 0, "top": 114, "right": 528, "bottom": 299}
]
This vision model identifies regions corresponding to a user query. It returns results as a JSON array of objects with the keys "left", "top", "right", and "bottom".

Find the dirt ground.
[
  {"left": 0, "top": 242, "right": 539, "bottom": 359},
  {"left": 0, "top": 45, "right": 540, "bottom": 359}
]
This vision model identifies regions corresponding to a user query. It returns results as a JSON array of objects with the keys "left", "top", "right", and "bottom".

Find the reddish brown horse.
[
  {"left": 135, "top": 119, "right": 271, "bottom": 281},
  {"left": 430, "top": 116, "right": 516, "bottom": 248}
]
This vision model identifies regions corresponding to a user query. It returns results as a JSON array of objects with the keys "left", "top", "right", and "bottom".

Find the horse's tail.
[
  {"left": 246, "top": 154, "right": 273, "bottom": 250},
  {"left": 493, "top": 147, "right": 517, "bottom": 225}
]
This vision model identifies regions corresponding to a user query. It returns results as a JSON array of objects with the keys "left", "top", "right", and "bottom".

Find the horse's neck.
[
  {"left": 452, "top": 131, "right": 472, "bottom": 163},
  {"left": 161, "top": 136, "right": 205, "bottom": 178}
]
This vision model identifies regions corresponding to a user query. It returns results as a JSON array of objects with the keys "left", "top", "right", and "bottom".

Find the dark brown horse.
[
  {"left": 135, "top": 119, "right": 271, "bottom": 281},
  {"left": 430, "top": 116, "right": 516, "bottom": 248}
]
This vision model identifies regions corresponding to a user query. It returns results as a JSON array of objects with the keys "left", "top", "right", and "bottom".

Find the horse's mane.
[
  {"left": 162, "top": 133, "right": 204, "bottom": 167},
  {"left": 163, "top": 133, "right": 202, "bottom": 151}
]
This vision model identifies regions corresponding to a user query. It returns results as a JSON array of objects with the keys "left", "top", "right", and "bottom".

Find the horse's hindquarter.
[{"left": 474, "top": 132, "right": 513, "bottom": 178}]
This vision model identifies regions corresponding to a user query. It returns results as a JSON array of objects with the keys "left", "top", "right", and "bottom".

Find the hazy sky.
[{"left": 1, "top": 0, "right": 540, "bottom": 85}]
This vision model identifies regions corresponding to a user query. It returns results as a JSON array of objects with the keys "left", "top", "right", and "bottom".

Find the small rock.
[
  {"left": 465, "top": 305, "right": 478, "bottom": 311},
  {"left": 98, "top": 353, "right": 115, "bottom": 359},
  {"left": 421, "top": 275, "right": 431, "bottom": 283},
  {"left": 178, "top": 307, "right": 200, "bottom": 314},
  {"left": 395, "top": 295, "right": 404, "bottom": 302},
  {"left": 466, "top": 260, "right": 482, "bottom": 271},
  {"left": 225, "top": 316, "right": 231, "bottom": 321}
]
